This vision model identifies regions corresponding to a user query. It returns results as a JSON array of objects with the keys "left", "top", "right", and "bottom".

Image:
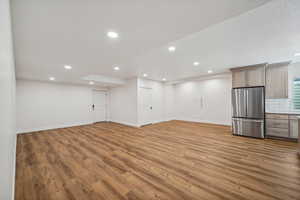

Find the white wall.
[
  {"left": 17, "top": 76, "right": 232, "bottom": 135},
  {"left": 0, "top": 0, "right": 16, "bottom": 199},
  {"left": 174, "top": 75, "right": 232, "bottom": 125},
  {"left": 163, "top": 84, "right": 176, "bottom": 121},
  {"left": 16, "top": 80, "right": 107, "bottom": 133},
  {"left": 109, "top": 79, "right": 138, "bottom": 126},
  {"left": 113, "top": 76, "right": 231, "bottom": 127},
  {"left": 109, "top": 78, "right": 174, "bottom": 127}
]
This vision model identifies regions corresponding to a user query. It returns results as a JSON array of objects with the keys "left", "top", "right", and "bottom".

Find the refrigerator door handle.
[
  {"left": 246, "top": 89, "right": 248, "bottom": 118},
  {"left": 237, "top": 118, "right": 264, "bottom": 123}
]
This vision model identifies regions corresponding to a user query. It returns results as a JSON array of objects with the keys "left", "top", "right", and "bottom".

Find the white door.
[
  {"left": 140, "top": 87, "right": 153, "bottom": 125},
  {"left": 92, "top": 90, "right": 107, "bottom": 123}
]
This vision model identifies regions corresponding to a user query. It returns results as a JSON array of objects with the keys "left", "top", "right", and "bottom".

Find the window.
[{"left": 293, "top": 78, "right": 300, "bottom": 109}]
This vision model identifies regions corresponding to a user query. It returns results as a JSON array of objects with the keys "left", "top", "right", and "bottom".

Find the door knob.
[{"left": 92, "top": 104, "right": 95, "bottom": 110}]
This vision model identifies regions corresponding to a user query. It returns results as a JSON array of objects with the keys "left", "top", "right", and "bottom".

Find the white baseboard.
[
  {"left": 176, "top": 117, "right": 231, "bottom": 126},
  {"left": 138, "top": 119, "right": 169, "bottom": 127},
  {"left": 17, "top": 121, "right": 93, "bottom": 134},
  {"left": 151, "top": 119, "right": 168, "bottom": 124},
  {"left": 109, "top": 120, "right": 140, "bottom": 128},
  {"left": 163, "top": 118, "right": 176, "bottom": 122},
  {"left": 109, "top": 119, "right": 171, "bottom": 127}
]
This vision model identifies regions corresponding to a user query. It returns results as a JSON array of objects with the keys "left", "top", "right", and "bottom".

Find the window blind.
[{"left": 293, "top": 78, "right": 300, "bottom": 109}]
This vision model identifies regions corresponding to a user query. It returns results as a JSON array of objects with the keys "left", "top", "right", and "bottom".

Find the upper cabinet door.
[
  {"left": 231, "top": 63, "right": 266, "bottom": 88},
  {"left": 265, "top": 62, "right": 290, "bottom": 99},
  {"left": 246, "top": 66, "right": 265, "bottom": 87},
  {"left": 232, "top": 70, "right": 247, "bottom": 88}
]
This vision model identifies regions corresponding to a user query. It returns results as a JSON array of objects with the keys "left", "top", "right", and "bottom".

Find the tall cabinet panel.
[{"left": 265, "top": 62, "right": 290, "bottom": 99}]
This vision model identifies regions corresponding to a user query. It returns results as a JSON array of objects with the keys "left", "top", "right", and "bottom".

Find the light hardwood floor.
[{"left": 15, "top": 121, "right": 300, "bottom": 200}]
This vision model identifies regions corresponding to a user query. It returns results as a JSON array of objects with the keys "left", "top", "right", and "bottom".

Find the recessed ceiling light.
[
  {"left": 89, "top": 81, "right": 94, "bottom": 85},
  {"left": 208, "top": 70, "right": 213, "bottom": 74},
  {"left": 107, "top": 31, "right": 119, "bottom": 39},
  {"left": 193, "top": 62, "right": 199, "bottom": 66},
  {"left": 162, "top": 78, "right": 166, "bottom": 81},
  {"left": 114, "top": 66, "right": 120, "bottom": 71},
  {"left": 143, "top": 73, "right": 148, "bottom": 77},
  {"left": 294, "top": 52, "right": 300, "bottom": 57},
  {"left": 64, "top": 65, "right": 72, "bottom": 70},
  {"left": 168, "top": 46, "right": 176, "bottom": 52},
  {"left": 49, "top": 77, "right": 55, "bottom": 81}
]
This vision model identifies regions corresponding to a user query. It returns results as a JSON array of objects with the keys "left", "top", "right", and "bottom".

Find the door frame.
[{"left": 92, "top": 89, "right": 108, "bottom": 123}]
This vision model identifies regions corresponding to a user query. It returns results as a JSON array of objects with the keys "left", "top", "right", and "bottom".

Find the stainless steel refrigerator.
[{"left": 232, "top": 87, "right": 265, "bottom": 138}]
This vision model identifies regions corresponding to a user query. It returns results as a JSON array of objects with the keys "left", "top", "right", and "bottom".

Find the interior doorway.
[
  {"left": 92, "top": 90, "right": 107, "bottom": 123},
  {"left": 140, "top": 87, "right": 153, "bottom": 125}
]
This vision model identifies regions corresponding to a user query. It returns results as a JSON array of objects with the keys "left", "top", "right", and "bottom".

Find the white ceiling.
[
  {"left": 12, "top": 0, "right": 275, "bottom": 86},
  {"left": 137, "top": 0, "right": 300, "bottom": 82}
]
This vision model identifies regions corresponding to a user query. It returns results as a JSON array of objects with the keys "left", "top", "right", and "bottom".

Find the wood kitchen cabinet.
[
  {"left": 265, "top": 62, "right": 290, "bottom": 99},
  {"left": 266, "top": 113, "right": 299, "bottom": 139},
  {"left": 232, "top": 70, "right": 246, "bottom": 88},
  {"left": 231, "top": 63, "right": 266, "bottom": 88},
  {"left": 266, "top": 114, "right": 289, "bottom": 138},
  {"left": 246, "top": 66, "right": 266, "bottom": 87},
  {"left": 289, "top": 115, "right": 299, "bottom": 139}
]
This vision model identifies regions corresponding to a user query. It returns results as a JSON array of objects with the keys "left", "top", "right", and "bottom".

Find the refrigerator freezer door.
[
  {"left": 232, "top": 118, "right": 264, "bottom": 138},
  {"left": 232, "top": 89, "right": 247, "bottom": 118},
  {"left": 232, "top": 118, "right": 243, "bottom": 136},
  {"left": 246, "top": 87, "right": 264, "bottom": 119}
]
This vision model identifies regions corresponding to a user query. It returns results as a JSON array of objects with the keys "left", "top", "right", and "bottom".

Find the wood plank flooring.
[{"left": 15, "top": 120, "right": 300, "bottom": 200}]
